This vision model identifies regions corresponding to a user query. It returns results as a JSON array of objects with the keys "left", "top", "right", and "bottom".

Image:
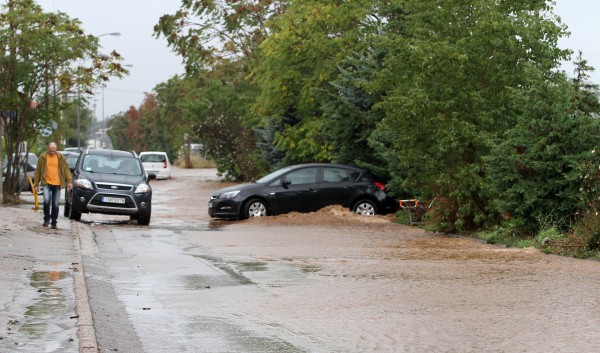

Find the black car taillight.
[{"left": 375, "top": 182, "right": 386, "bottom": 192}]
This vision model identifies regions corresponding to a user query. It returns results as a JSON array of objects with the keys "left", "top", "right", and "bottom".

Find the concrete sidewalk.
[{"left": 0, "top": 202, "right": 96, "bottom": 353}]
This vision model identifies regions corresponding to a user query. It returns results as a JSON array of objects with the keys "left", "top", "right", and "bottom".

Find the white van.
[{"left": 139, "top": 151, "right": 171, "bottom": 180}]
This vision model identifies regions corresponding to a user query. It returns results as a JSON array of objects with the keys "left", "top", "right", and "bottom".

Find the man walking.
[{"left": 34, "top": 142, "right": 73, "bottom": 229}]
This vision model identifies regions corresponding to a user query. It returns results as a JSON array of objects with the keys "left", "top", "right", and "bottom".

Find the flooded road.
[{"left": 80, "top": 167, "right": 600, "bottom": 353}]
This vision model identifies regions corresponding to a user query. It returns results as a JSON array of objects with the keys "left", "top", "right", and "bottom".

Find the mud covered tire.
[
  {"left": 353, "top": 200, "right": 377, "bottom": 216},
  {"left": 242, "top": 198, "right": 268, "bottom": 219}
]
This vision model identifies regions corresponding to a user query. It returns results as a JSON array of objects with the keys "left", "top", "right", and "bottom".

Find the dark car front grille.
[{"left": 96, "top": 182, "right": 133, "bottom": 191}]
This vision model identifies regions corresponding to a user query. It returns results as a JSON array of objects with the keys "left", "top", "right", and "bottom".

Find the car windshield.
[
  {"left": 83, "top": 155, "right": 142, "bottom": 176},
  {"left": 255, "top": 165, "right": 295, "bottom": 184}
]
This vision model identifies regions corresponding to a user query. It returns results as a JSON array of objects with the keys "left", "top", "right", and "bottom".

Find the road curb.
[{"left": 72, "top": 221, "right": 98, "bottom": 353}]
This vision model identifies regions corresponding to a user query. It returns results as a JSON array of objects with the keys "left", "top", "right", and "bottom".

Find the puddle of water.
[
  {"left": 3, "top": 271, "right": 78, "bottom": 352},
  {"left": 20, "top": 271, "right": 68, "bottom": 337}
]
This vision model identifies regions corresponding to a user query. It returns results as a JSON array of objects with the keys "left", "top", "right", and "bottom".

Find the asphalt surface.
[{"left": 0, "top": 201, "right": 95, "bottom": 353}]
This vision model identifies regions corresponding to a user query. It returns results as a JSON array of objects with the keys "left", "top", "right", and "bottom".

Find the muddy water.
[{"left": 95, "top": 167, "right": 600, "bottom": 352}]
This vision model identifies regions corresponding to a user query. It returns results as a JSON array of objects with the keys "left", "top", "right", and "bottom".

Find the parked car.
[
  {"left": 2, "top": 152, "right": 38, "bottom": 193},
  {"left": 139, "top": 151, "right": 171, "bottom": 180},
  {"left": 209, "top": 163, "right": 398, "bottom": 220},
  {"left": 65, "top": 148, "right": 156, "bottom": 225},
  {"left": 60, "top": 150, "right": 81, "bottom": 172},
  {"left": 63, "top": 147, "right": 82, "bottom": 153},
  {"left": 60, "top": 150, "right": 81, "bottom": 199}
]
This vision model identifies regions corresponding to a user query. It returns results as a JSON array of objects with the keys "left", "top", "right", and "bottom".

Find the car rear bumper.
[
  {"left": 378, "top": 197, "right": 400, "bottom": 215},
  {"left": 145, "top": 169, "right": 171, "bottom": 180}
]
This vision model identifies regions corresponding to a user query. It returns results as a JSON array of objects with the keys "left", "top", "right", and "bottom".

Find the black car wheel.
[
  {"left": 243, "top": 199, "right": 267, "bottom": 219},
  {"left": 136, "top": 204, "right": 151, "bottom": 225},
  {"left": 63, "top": 192, "right": 71, "bottom": 217},
  {"left": 353, "top": 200, "right": 377, "bottom": 216},
  {"left": 68, "top": 199, "right": 82, "bottom": 221}
]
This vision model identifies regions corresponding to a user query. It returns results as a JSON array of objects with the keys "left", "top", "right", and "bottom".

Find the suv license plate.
[{"left": 102, "top": 196, "right": 125, "bottom": 204}]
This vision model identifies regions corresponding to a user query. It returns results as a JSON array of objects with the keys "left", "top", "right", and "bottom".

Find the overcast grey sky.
[{"left": 36, "top": 0, "right": 600, "bottom": 120}]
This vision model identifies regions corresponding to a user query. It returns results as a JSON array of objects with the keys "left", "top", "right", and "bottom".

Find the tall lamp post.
[{"left": 76, "top": 32, "right": 121, "bottom": 148}]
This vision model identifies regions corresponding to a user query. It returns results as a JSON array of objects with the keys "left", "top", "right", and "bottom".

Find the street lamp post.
[{"left": 76, "top": 32, "right": 121, "bottom": 149}]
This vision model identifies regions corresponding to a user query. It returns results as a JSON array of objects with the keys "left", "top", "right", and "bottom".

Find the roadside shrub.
[
  {"left": 535, "top": 226, "right": 565, "bottom": 245},
  {"left": 174, "top": 155, "right": 215, "bottom": 168},
  {"left": 587, "top": 231, "right": 600, "bottom": 250},
  {"left": 473, "top": 217, "right": 535, "bottom": 247}
]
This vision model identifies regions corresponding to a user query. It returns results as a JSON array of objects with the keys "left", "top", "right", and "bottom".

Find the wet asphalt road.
[
  {"left": 78, "top": 168, "right": 315, "bottom": 352},
  {"left": 49, "top": 167, "right": 600, "bottom": 352}
]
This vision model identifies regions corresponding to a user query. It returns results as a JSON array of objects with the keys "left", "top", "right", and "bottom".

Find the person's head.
[{"left": 48, "top": 142, "right": 58, "bottom": 156}]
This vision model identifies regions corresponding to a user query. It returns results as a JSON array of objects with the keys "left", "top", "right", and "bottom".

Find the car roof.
[
  {"left": 287, "top": 163, "right": 366, "bottom": 170},
  {"left": 84, "top": 148, "right": 136, "bottom": 158},
  {"left": 139, "top": 151, "right": 168, "bottom": 155}
]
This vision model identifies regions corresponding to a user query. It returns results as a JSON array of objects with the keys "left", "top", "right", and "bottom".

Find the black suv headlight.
[
  {"left": 135, "top": 183, "right": 151, "bottom": 193},
  {"left": 74, "top": 178, "right": 93, "bottom": 190}
]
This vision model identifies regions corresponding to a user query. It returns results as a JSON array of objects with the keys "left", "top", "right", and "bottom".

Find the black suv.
[{"left": 65, "top": 148, "right": 155, "bottom": 225}]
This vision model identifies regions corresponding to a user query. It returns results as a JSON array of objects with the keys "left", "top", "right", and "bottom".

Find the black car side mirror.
[{"left": 281, "top": 179, "right": 291, "bottom": 187}]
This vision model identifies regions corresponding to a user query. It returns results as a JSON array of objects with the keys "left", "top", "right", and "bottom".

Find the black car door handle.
[{"left": 307, "top": 188, "right": 318, "bottom": 192}]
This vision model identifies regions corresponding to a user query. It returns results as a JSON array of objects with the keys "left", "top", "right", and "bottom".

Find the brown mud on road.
[{"left": 145, "top": 167, "right": 600, "bottom": 352}]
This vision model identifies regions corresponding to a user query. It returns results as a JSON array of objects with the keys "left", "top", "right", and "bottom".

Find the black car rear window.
[
  {"left": 356, "top": 170, "right": 377, "bottom": 182},
  {"left": 323, "top": 167, "right": 350, "bottom": 182}
]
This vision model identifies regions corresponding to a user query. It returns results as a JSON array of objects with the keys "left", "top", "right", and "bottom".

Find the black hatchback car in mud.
[
  {"left": 65, "top": 148, "right": 155, "bottom": 225},
  {"left": 209, "top": 163, "right": 398, "bottom": 220}
]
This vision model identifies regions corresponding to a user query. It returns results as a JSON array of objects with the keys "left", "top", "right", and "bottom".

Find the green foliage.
[
  {"left": 369, "top": 0, "right": 570, "bottom": 232},
  {"left": 579, "top": 150, "right": 600, "bottom": 217},
  {"left": 487, "top": 67, "right": 600, "bottom": 231},
  {"left": 318, "top": 50, "right": 392, "bottom": 172},
  {"left": 152, "top": 0, "right": 600, "bottom": 252},
  {"left": 474, "top": 217, "right": 535, "bottom": 247},
  {"left": 180, "top": 64, "right": 266, "bottom": 180},
  {"left": 0, "top": 0, "right": 126, "bottom": 201},
  {"left": 535, "top": 227, "right": 565, "bottom": 244},
  {"left": 153, "top": 0, "right": 279, "bottom": 73},
  {"left": 253, "top": 0, "right": 378, "bottom": 165}
]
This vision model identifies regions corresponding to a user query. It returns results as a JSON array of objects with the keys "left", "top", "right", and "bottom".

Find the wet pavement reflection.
[{"left": 6, "top": 271, "right": 78, "bottom": 352}]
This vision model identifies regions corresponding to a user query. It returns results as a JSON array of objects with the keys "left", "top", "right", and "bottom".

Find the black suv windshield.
[{"left": 82, "top": 155, "right": 142, "bottom": 176}]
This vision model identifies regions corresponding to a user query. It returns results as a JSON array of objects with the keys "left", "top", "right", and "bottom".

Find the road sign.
[{"left": 40, "top": 127, "right": 52, "bottom": 137}]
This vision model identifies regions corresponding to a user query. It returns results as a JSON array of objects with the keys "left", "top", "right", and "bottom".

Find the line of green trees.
[{"left": 110, "top": 0, "right": 600, "bottom": 239}]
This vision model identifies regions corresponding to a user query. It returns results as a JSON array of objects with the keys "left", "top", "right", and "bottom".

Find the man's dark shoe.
[
  {"left": 51, "top": 223, "right": 57, "bottom": 229},
  {"left": 43, "top": 221, "right": 49, "bottom": 227}
]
